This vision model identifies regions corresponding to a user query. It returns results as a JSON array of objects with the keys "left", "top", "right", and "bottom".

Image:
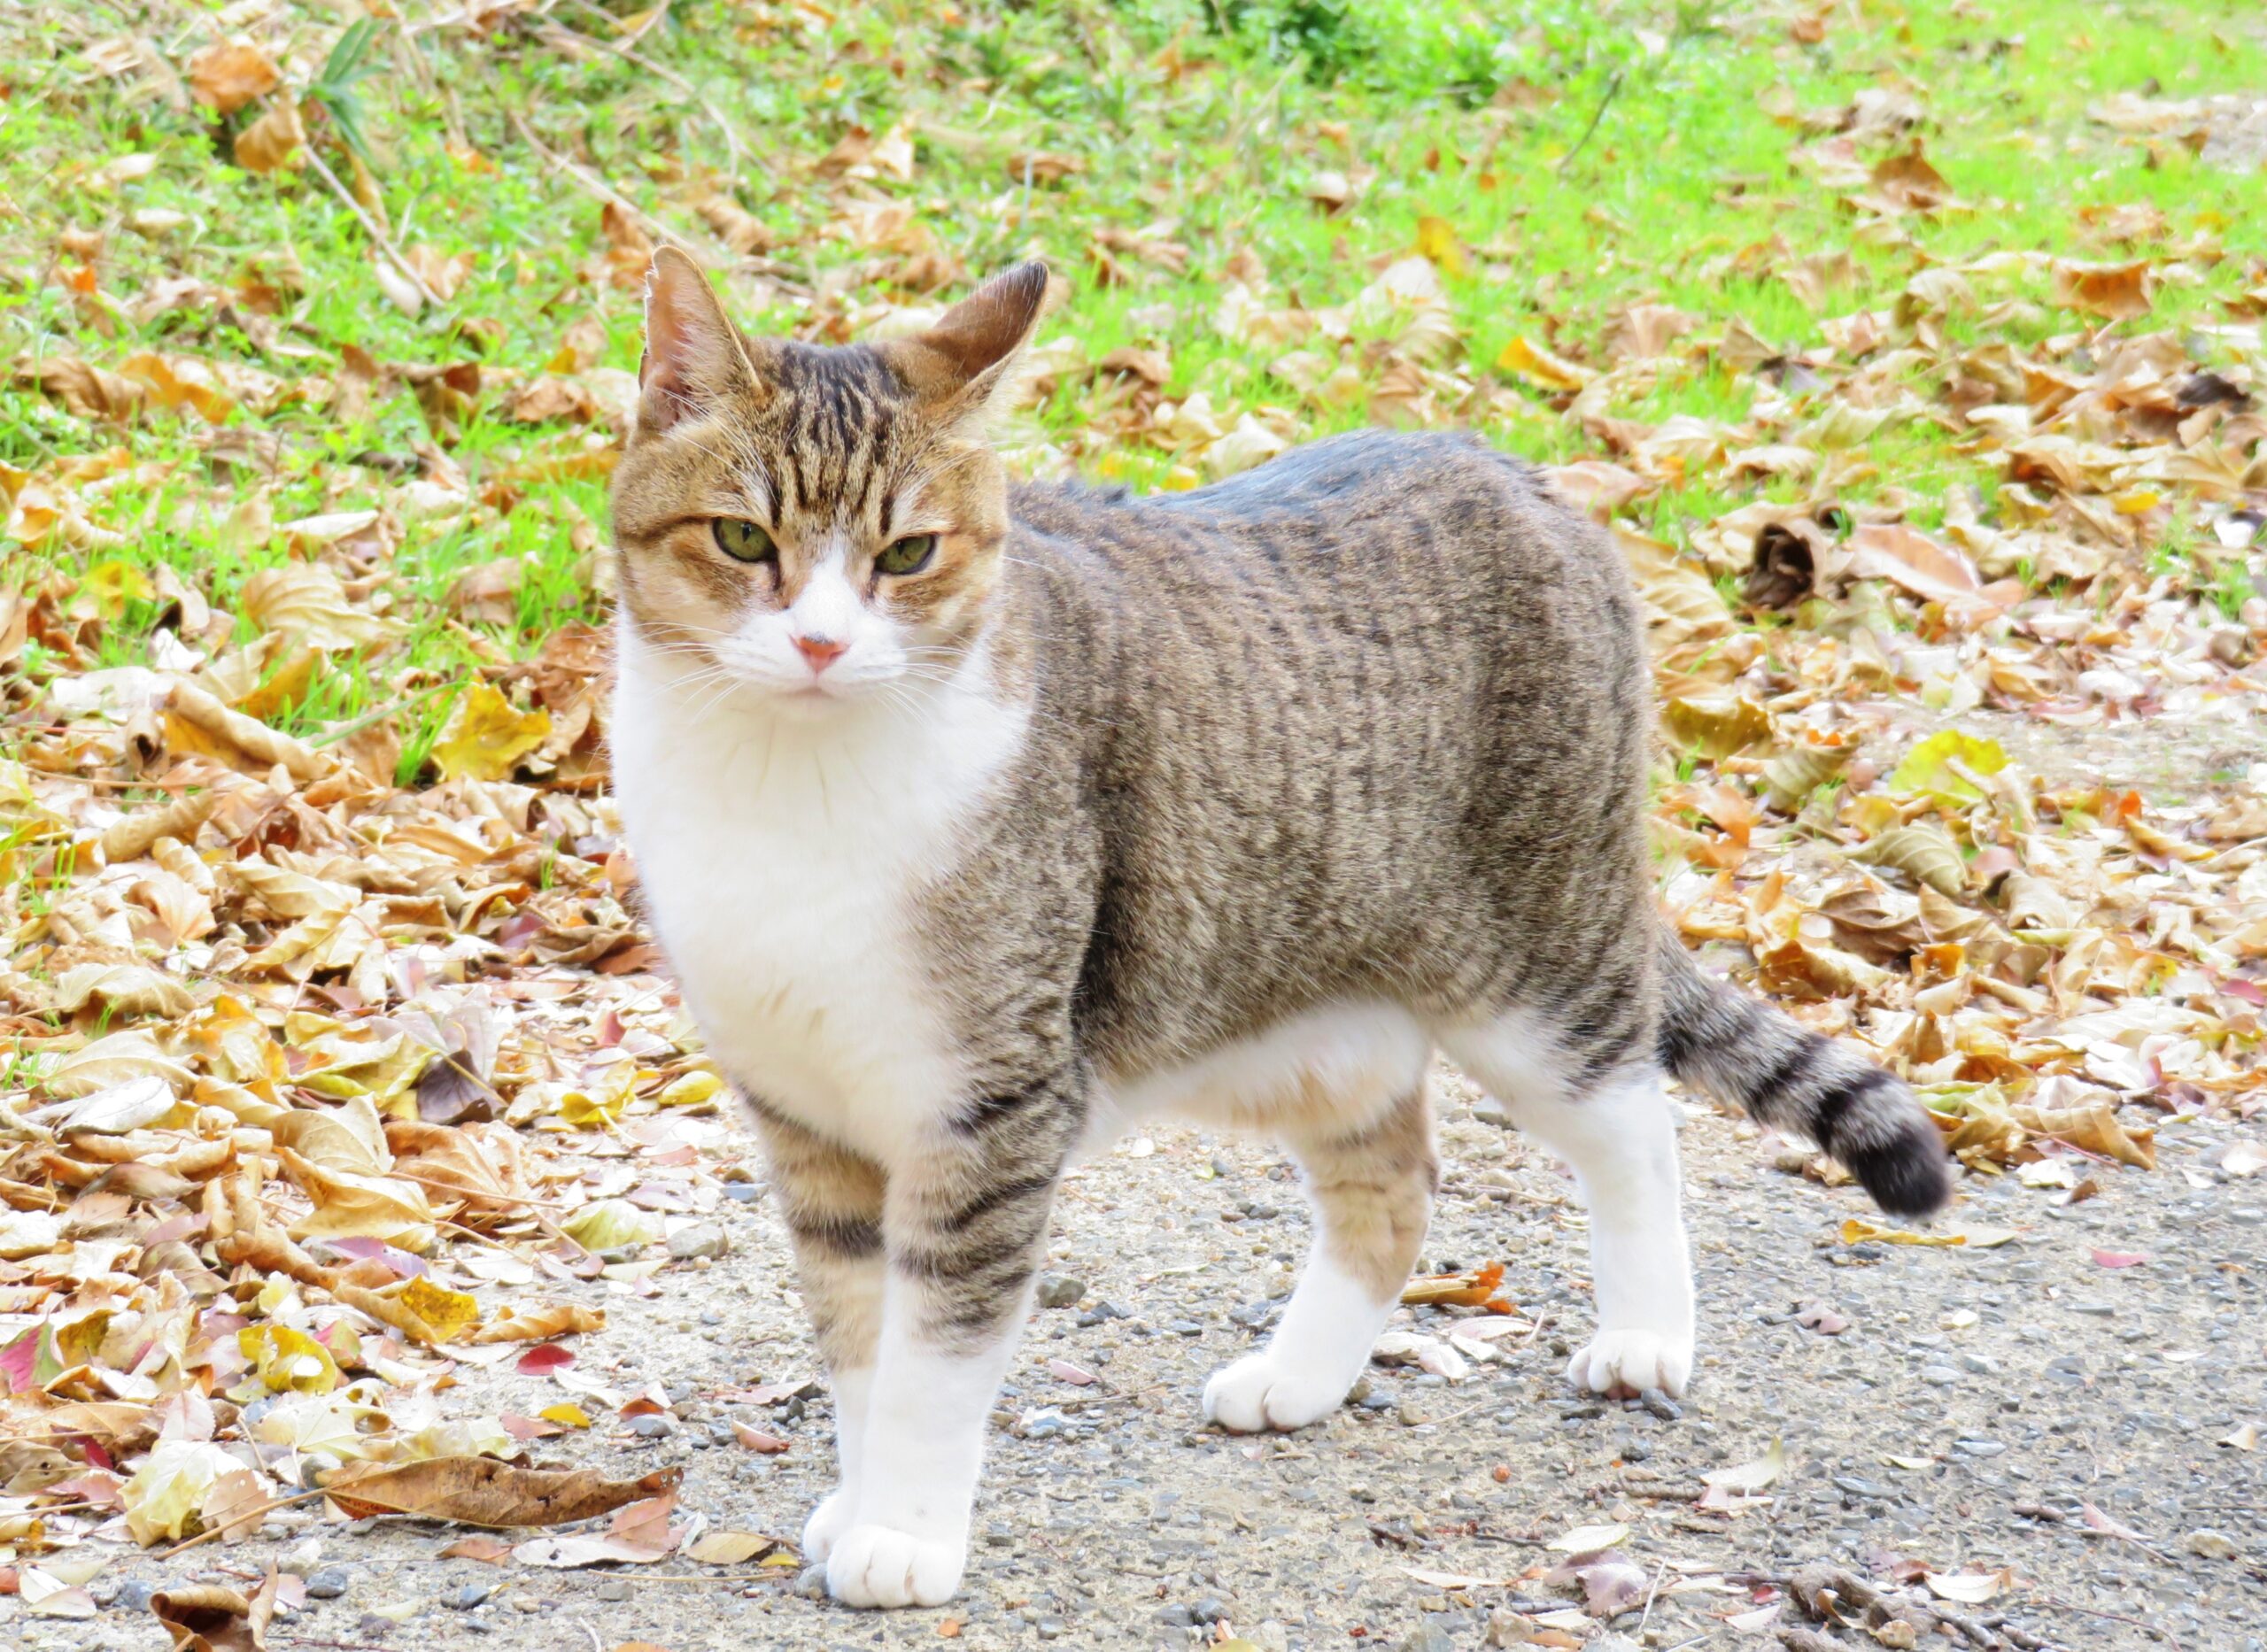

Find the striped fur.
[{"left": 1656, "top": 927, "right": 1952, "bottom": 1216}]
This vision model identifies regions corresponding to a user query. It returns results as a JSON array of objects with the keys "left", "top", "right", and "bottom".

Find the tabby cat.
[{"left": 607, "top": 251, "right": 1952, "bottom": 1609}]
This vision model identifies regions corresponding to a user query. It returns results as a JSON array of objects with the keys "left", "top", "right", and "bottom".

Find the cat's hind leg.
[
  {"left": 1438, "top": 1011, "right": 1695, "bottom": 1397},
  {"left": 1203, "top": 1081, "right": 1435, "bottom": 1432}
]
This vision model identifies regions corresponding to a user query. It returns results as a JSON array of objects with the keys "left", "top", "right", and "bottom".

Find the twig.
[
  {"left": 545, "top": 4, "right": 749, "bottom": 166},
  {"left": 300, "top": 145, "right": 443, "bottom": 309},
  {"left": 2038, "top": 1596, "right": 2176, "bottom": 1644},
  {"left": 507, "top": 110, "right": 682, "bottom": 251},
  {"left": 1636, "top": 1559, "right": 1671, "bottom": 1639},
  {"left": 616, "top": 0, "right": 671, "bottom": 48},
  {"left": 307, "top": 680, "right": 459, "bottom": 749},
  {"left": 1557, "top": 67, "right": 1626, "bottom": 174},
  {"left": 156, "top": 1486, "right": 334, "bottom": 1559}
]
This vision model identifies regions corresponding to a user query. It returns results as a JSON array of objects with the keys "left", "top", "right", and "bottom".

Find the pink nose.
[{"left": 793, "top": 635, "right": 847, "bottom": 673}]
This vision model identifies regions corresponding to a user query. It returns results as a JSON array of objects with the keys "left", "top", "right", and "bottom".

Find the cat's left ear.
[{"left": 896, "top": 260, "right": 1051, "bottom": 417}]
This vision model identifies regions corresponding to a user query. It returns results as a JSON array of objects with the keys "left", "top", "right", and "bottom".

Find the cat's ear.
[
  {"left": 638, "top": 247, "right": 760, "bottom": 434},
  {"left": 899, "top": 260, "right": 1051, "bottom": 416}
]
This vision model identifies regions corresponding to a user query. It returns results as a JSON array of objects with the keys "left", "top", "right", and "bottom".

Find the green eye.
[
  {"left": 712, "top": 519, "right": 777, "bottom": 563},
  {"left": 876, "top": 533, "right": 937, "bottom": 576}
]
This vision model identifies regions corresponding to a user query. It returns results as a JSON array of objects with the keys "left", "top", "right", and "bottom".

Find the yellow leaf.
[
  {"left": 1494, "top": 334, "right": 1591, "bottom": 391},
  {"left": 77, "top": 559, "right": 155, "bottom": 620},
  {"left": 655, "top": 1070, "right": 723, "bottom": 1109},
  {"left": 1840, "top": 1218, "right": 1966, "bottom": 1248},
  {"left": 1890, "top": 730, "right": 2008, "bottom": 805},
  {"left": 1413, "top": 215, "right": 1466, "bottom": 276},
  {"left": 432, "top": 683, "right": 551, "bottom": 784},
  {"left": 560, "top": 1199, "right": 662, "bottom": 1252},
  {"left": 393, "top": 1277, "right": 481, "bottom": 1344},
  {"left": 539, "top": 1403, "right": 592, "bottom": 1430},
  {"left": 238, "top": 1324, "right": 341, "bottom": 1394}
]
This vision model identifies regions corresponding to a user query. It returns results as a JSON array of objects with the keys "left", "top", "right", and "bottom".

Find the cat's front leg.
[
  {"left": 744, "top": 1102, "right": 886, "bottom": 1564},
  {"left": 824, "top": 1079, "right": 1077, "bottom": 1609}
]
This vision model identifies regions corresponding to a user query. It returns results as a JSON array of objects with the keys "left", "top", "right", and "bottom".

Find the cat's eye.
[
  {"left": 712, "top": 518, "right": 777, "bottom": 563},
  {"left": 875, "top": 533, "right": 938, "bottom": 577}
]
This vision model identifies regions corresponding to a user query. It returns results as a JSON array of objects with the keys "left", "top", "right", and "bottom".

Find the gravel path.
[{"left": 27, "top": 1062, "right": 2263, "bottom": 1652}]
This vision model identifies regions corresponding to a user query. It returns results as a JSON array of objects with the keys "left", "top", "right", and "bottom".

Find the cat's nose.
[{"left": 792, "top": 634, "right": 848, "bottom": 673}]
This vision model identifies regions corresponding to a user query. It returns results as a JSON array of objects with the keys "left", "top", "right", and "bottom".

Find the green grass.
[{"left": 3, "top": 0, "right": 2263, "bottom": 748}]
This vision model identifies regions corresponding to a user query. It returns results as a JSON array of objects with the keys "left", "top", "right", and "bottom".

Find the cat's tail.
[{"left": 1654, "top": 926, "right": 1953, "bottom": 1216}]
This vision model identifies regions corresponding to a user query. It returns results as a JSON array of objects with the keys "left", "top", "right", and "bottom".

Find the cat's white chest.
[{"left": 610, "top": 646, "right": 1023, "bottom": 1163}]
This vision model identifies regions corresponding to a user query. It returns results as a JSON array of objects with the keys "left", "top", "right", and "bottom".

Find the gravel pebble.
[
  {"left": 1036, "top": 1272, "right": 1086, "bottom": 1308},
  {"left": 667, "top": 1223, "right": 730, "bottom": 1261},
  {"left": 303, "top": 1568, "right": 351, "bottom": 1601}
]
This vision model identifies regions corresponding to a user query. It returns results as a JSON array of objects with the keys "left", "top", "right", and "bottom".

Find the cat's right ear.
[{"left": 638, "top": 247, "right": 760, "bottom": 435}]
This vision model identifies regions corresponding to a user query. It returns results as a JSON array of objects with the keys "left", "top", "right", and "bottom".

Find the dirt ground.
[{"left": 19, "top": 1044, "right": 2263, "bottom": 1652}]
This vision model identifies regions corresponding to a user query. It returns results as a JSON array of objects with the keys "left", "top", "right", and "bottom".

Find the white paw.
[
  {"left": 1202, "top": 1352, "right": 1353, "bottom": 1433},
  {"left": 801, "top": 1488, "right": 857, "bottom": 1565},
  {"left": 1567, "top": 1329, "right": 1693, "bottom": 1398},
  {"left": 824, "top": 1522, "right": 966, "bottom": 1610}
]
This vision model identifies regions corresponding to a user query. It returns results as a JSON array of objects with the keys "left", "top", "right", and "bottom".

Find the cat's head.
[{"left": 609, "top": 249, "right": 1048, "bottom": 706}]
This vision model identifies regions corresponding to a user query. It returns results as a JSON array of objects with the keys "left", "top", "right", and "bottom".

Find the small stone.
[
  {"left": 1920, "top": 1365, "right": 1961, "bottom": 1386},
  {"left": 452, "top": 1583, "right": 496, "bottom": 1610},
  {"left": 1472, "top": 1094, "right": 1512, "bottom": 1129},
  {"left": 626, "top": 1413, "right": 674, "bottom": 1438},
  {"left": 1035, "top": 1274, "right": 1085, "bottom": 1309},
  {"left": 1641, "top": 1388, "right": 1682, "bottom": 1421},
  {"left": 111, "top": 1580, "right": 159, "bottom": 1613},
  {"left": 1034, "top": 1618, "right": 1065, "bottom": 1639},
  {"left": 2184, "top": 1528, "right": 2239, "bottom": 1560},
  {"left": 721, "top": 1183, "right": 762, "bottom": 1204},
  {"left": 279, "top": 1538, "right": 324, "bottom": 1577},
  {"left": 1959, "top": 1353, "right": 2000, "bottom": 1375},
  {"left": 1397, "top": 1400, "right": 1430, "bottom": 1426},
  {"left": 668, "top": 1224, "right": 730, "bottom": 1262},
  {"left": 793, "top": 1566, "right": 828, "bottom": 1600},
  {"left": 1167, "top": 1319, "right": 1203, "bottom": 1337},
  {"left": 1191, "top": 1597, "right": 1228, "bottom": 1624},
  {"left": 304, "top": 1568, "right": 351, "bottom": 1601},
  {"left": 1154, "top": 1604, "right": 1196, "bottom": 1627},
  {"left": 1398, "top": 1624, "right": 1458, "bottom": 1652},
  {"left": 699, "top": 1309, "right": 724, "bottom": 1327}
]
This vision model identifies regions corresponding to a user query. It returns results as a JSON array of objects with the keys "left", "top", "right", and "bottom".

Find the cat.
[{"left": 607, "top": 250, "right": 1953, "bottom": 1609}]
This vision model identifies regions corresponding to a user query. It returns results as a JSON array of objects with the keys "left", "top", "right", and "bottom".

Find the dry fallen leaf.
[{"left": 321, "top": 1459, "right": 680, "bottom": 1527}]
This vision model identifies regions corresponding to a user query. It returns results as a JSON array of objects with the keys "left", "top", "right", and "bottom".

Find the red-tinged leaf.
[
  {"left": 731, "top": 1423, "right": 789, "bottom": 1453},
  {"left": 1048, "top": 1358, "right": 1098, "bottom": 1386},
  {"left": 501, "top": 1413, "right": 567, "bottom": 1440},
  {"left": 2091, "top": 1249, "right": 2148, "bottom": 1268},
  {"left": 324, "top": 1237, "right": 429, "bottom": 1278},
  {"left": 2080, "top": 1501, "right": 2151, "bottom": 1541},
  {"left": 0, "top": 1324, "right": 42, "bottom": 1395},
  {"left": 516, "top": 1343, "right": 575, "bottom": 1376}
]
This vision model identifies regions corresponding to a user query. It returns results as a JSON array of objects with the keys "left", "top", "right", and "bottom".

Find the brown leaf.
[
  {"left": 321, "top": 1459, "right": 680, "bottom": 1527},
  {"left": 2053, "top": 259, "right": 2155, "bottom": 320},
  {"left": 467, "top": 1302, "right": 607, "bottom": 1344},
  {"left": 234, "top": 99, "right": 305, "bottom": 174},
  {"left": 151, "top": 1575, "right": 275, "bottom": 1652},
  {"left": 187, "top": 43, "right": 281, "bottom": 115}
]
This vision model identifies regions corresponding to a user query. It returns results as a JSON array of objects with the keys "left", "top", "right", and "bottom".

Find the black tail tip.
[{"left": 1845, "top": 1122, "right": 1955, "bottom": 1218}]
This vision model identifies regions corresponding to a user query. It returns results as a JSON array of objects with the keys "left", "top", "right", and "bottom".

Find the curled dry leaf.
[{"left": 321, "top": 1458, "right": 680, "bottom": 1527}]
